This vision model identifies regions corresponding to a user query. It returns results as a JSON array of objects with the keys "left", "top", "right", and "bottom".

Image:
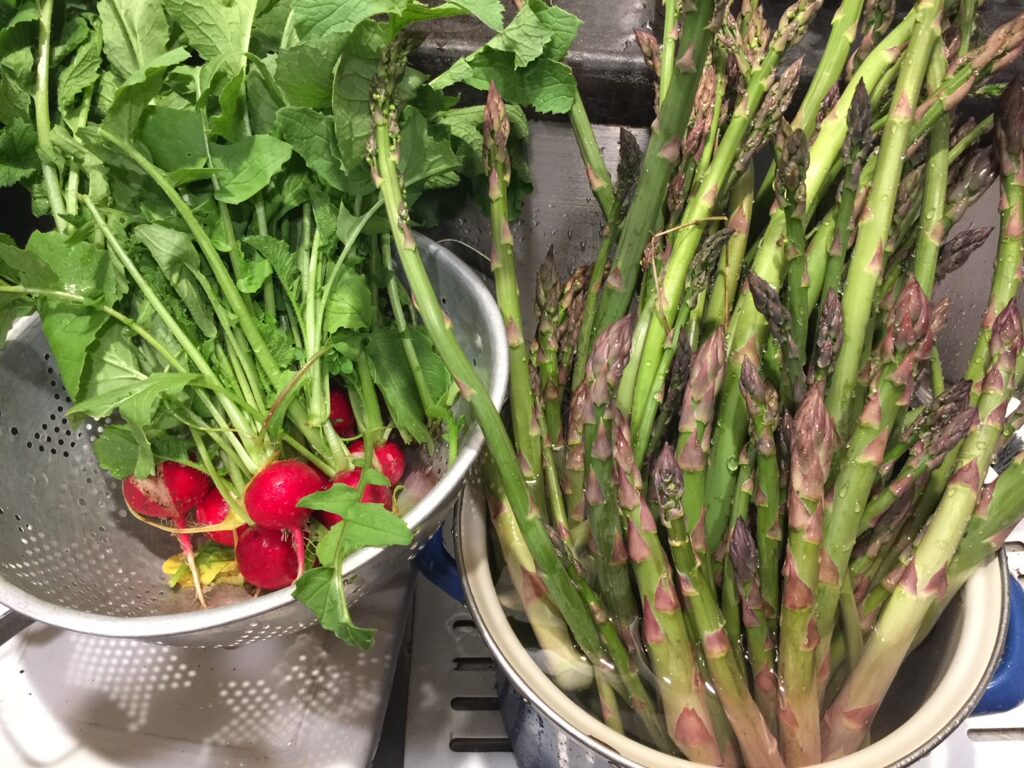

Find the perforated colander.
[{"left": 0, "top": 236, "right": 507, "bottom": 648}]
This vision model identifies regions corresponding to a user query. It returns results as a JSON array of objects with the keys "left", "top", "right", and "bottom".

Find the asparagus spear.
[
  {"left": 647, "top": 332, "right": 693, "bottom": 465},
  {"left": 372, "top": 65, "right": 671, "bottom": 749},
  {"left": 814, "top": 279, "right": 934, "bottom": 685},
  {"left": 729, "top": 519, "right": 780, "bottom": 734},
  {"left": 739, "top": 360, "right": 784, "bottom": 640},
  {"left": 535, "top": 252, "right": 564, "bottom": 445},
  {"left": 825, "top": 0, "right": 944, "bottom": 436},
  {"left": 823, "top": 305, "right": 1023, "bottom": 758},
  {"left": 722, "top": 445, "right": 755, "bottom": 663},
  {"left": 651, "top": 445, "right": 785, "bottom": 768},
  {"left": 592, "top": 0, "right": 720, "bottom": 336},
  {"left": 747, "top": 271, "right": 806, "bottom": 407},
  {"left": 611, "top": 411, "right": 726, "bottom": 764},
  {"left": 676, "top": 328, "right": 728, "bottom": 573},
  {"left": 777, "top": 383, "right": 837, "bottom": 767},
  {"left": 935, "top": 226, "right": 995, "bottom": 282}
]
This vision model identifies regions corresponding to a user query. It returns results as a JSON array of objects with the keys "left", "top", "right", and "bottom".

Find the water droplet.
[{"left": 727, "top": 457, "right": 739, "bottom": 471}]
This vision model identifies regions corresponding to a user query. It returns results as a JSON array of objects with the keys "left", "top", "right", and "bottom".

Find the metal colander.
[{"left": 0, "top": 236, "right": 507, "bottom": 648}]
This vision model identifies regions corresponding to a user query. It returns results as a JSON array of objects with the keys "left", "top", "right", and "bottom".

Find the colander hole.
[{"left": 9, "top": 427, "right": 17, "bottom": 435}]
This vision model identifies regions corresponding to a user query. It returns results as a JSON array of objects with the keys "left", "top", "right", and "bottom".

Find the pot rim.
[{"left": 456, "top": 477, "right": 1010, "bottom": 768}]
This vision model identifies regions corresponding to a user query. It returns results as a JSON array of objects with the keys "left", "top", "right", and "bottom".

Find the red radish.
[
  {"left": 244, "top": 460, "right": 325, "bottom": 530},
  {"left": 330, "top": 389, "right": 357, "bottom": 437},
  {"left": 196, "top": 489, "right": 244, "bottom": 547},
  {"left": 375, "top": 442, "right": 406, "bottom": 485},
  {"left": 162, "top": 461, "right": 212, "bottom": 514},
  {"left": 236, "top": 527, "right": 299, "bottom": 590},
  {"left": 318, "top": 468, "right": 393, "bottom": 528},
  {"left": 348, "top": 440, "right": 405, "bottom": 485},
  {"left": 123, "top": 474, "right": 177, "bottom": 519}
]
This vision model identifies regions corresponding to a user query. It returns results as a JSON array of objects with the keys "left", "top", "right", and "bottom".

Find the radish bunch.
[{"left": 121, "top": 388, "right": 409, "bottom": 603}]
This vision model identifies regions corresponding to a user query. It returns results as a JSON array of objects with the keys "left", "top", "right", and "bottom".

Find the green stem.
[{"left": 33, "top": 0, "right": 67, "bottom": 229}]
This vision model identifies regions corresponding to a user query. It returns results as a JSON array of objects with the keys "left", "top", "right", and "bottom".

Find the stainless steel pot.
[
  {"left": 456, "top": 474, "right": 1014, "bottom": 768},
  {"left": 0, "top": 236, "right": 508, "bottom": 648}
]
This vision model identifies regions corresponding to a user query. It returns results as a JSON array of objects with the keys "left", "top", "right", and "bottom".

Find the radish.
[
  {"left": 196, "top": 489, "right": 244, "bottom": 547},
  {"left": 236, "top": 527, "right": 299, "bottom": 590},
  {"left": 244, "top": 460, "right": 324, "bottom": 530},
  {"left": 162, "top": 461, "right": 212, "bottom": 514},
  {"left": 318, "top": 468, "right": 393, "bottom": 528},
  {"left": 122, "top": 464, "right": 211, "bottom": 609},
  {"left": 374, "top": 442, "right": 406, "bottom": 485},
  {"left": 348, "top": 440, "right": 406, "bottom": 485},
  {"left": 330, "top": 389, "right": 357, "bottom": 437},
  {"left": 244, "top": 460, "right": 322, "bottom": 581}
]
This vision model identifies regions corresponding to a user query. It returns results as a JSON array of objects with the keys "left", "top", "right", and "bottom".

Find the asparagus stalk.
[
  {"left": 739, "top": 360, "right": 784, "bottom": 640},
  {"left": 591, "top": 0, "right": 719, "bottom": 335},
  {"left": 729, "top": 519, "right": 780, "bottom": 735},
  {"left": 611, "top": 412, "right": 726, "bottom": 764},
  {"left": 704, "top": 167, "right": 755, "bottom": 332},
  {"left": 651, "top": 446, "right": 785, "bottom": 768},
  {"left": 775, "top": 123, "right": 812, "bottom": 360},
  {"left": 647, "top": 332, "right": 693, "bottom": 465},
  {"left": 935, "top": 226, "right": 995, "bottom": 282},
  {"left": 821, "top": 81, "right": 873, "bottom": 299},
  {"left": 747, "top": 272, "right": 806, "bottom": 407},
  {"left": 722, "top": 445, "right": 755, "bottom": 663},
  {"left": 965, "top": 78, "right": 1024, "bottom": 382},
  {"left": 484, "top": 87, "right": 541, "bottom": 484},
  {"left": 369, "top": 62, "right": 672, "bottom": 741},
  {"left": 825, "top": 0, "right": 944, "bottom": 436},
  {"left": 912, "top": 45, "right": 952, "bottom": 296},
  {"left": 813, "top": 280, "right": 933, "bottom": 686},
  {"left": 482, "top": 456, "right": 593, "bottom": 692},
  {"left": 535, "top": 253, "right": 565, "bottom": 443},
  {"left": 704, "top": 12, "right": 914, "bottom": 550},
  {"left": 676, "top": 329, "right": 728, "bottom": 573},
  {"left": 777, "top": 383, "right": 838, "bottom": 767},
  {"left": 823, "top": 305, "right": 1023, "bottom": 758}
]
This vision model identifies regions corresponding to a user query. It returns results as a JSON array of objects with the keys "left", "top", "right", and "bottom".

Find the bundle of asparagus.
[{"left": 366, "top": 0, "right": 1024, "bottom": 765}]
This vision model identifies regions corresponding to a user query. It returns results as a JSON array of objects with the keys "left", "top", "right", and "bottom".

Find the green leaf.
[
  {"left": 77, "top": 323, "right": 146, "bottom": 401},
  {"left": 433, "top": 49, "right": 576, "bottom": 114},
  {"left": 0, "top": 118, "right": 37, "bottom": 187},
  {"left": 398, "top": 106, "right": 460, "bottom": 189},
  {"left": 236, "top": 256, "right": 273, "bottom": 293},
  {"left": 207, "top": 69, "right": 246, "bottom": 142},
  {"left": 103, "top": 47, "right": 192, "bottom": 137},
  {"left": 57, "top": 25, "right": 103, "bottom": 112},
  {"left": 275, "top": 37, "right": 342, "bottom": 108},
  {"left": 293, "top": 566, "right": 376, "bottom": 649},
  {"left": 292, "top": 0, "right": 400, "bottom": 37},
  {"left": 162, "top": 0, "right": 258, "bottom": 69},
  {"left": 243, "top": 234, "right": 300, "bottom": 308},
  {"left": 486, "top": 3, "right": 551, "bottom": 68},
  {"left": 401, "top": 0, "right": 504, "bottom": 30},
  {"left": 69, "top": 371, "right": 199, "bottom": 427},
  {"left": 529, "top": 0, "right": 581, "bottom": 61},
  {"left": 97, "top": 0, "right": 171, "bottom": 79},
  {"left": 135, "top": 223, "right": 218, "bottom": 337},
  {"left": 324, "top": 268, "right": 372, "bottom": 333},
  {"left": 137, "top": 106, "right": 208, "bottom": 171},
  {"left": 0, "top": 291, "right": 31, "bottom": 350},
  {"left": 331, "top": 24, "right": 385, "bottom": 176},
  {"left": 93, "top": 423, "right": 147, "bottom": 479},
  {"left": 0, "top": 47, "right": 35, "bottom": 126},
  {"left": 366, "top": 326, "right": 452, "bottom": 442},
  {"left": 299, "top": 489, "right": 413, "bottom": 552},
  {"left": 274, "top": 106, "right": 346, "bottom": 190},
  {"left": 210, "top": 134, "right": 292, "bottom": 204}
]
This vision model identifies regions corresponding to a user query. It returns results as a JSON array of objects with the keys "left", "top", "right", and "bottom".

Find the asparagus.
[
  {"left": 611, "top": 412, "right": 726, "bottom": 763},
  {"left": 676, "top": 329, "right": 728, "bottom": 572},
  {"left": 935, "top": 226, "right": 995, "bottom": 282},
  {"left": 825, "top": 0, "right": 944, "bottom": 437},
  {"left": 814, "top": 280, "right": 934, "bottom": 685},
  {"left": 647, "top": 332, "right": 693, "bottom": 465},
  {"left": 651, "top": 445, "right": 785, "bottom": 768},
  {"left": 703, "top": 11, "right": 915, "bottom": 553},
  {"left": 821, "top": 81, "right": 873, "bottom": 300},
  {"left": 372, "top": 66, "right": 672, "bottom": 748},
  {"left": 739, "top": 360, "right": 784, "bottom": 640},
  {"left": 722, "top": 445, "right": 755, "bottom": 662},
  {"left": 592, "top": 0, "right": 720, "bottom": 336},
  {"left": 535, "top": 252, "right": 564, "bottom": 445},
  {"left": 777, "top": 383, "right": 837, "bottom": 767},
  {"left": 775, "top": 123, "right": 812, "bottom": 359},
  {"left": 484, "top": 86, "right": 543, "bottom": 498},
  {"left": 635, "top": 26, "right": 662, "bottom": 78},
  {"left": 965, "top": 79, "right": 1024, "bottom": 381},
  {"left": 823, "top": 305, "right": 1023, "bottom": 758},
  {"left": 747, "top": 271, "right": 805, "bottom": 407},
  {"left": 729, "top": 519, "right": 780, "bottom": 734},
  {"left": 704, "top": 167, "right": 755, "bottom": 332}
]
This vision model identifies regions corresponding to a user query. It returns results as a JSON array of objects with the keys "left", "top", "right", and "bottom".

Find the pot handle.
[
  {"left": 414, "top": 529, "right": 466, "bottom": 603},
  {"left": 975, "top": 573, "right": 1024, "bottom": 715}
]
